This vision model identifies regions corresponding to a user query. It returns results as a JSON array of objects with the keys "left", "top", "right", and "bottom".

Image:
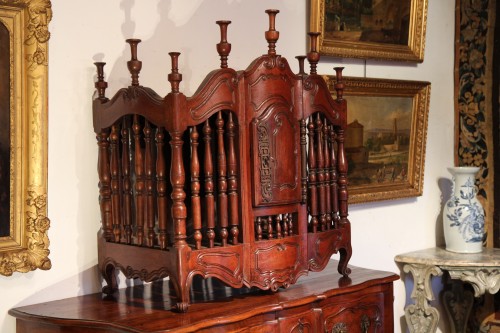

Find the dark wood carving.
[{"left": 92, "top": 9, "right": 352, "bottom": 312}]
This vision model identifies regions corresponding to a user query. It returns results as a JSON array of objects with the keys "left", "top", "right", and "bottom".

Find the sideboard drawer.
[
  {"left": 278, "top": 308, "right": 321, "bottom": 332},
  {"left": 322, "top": 291, "right": 387, "bottom": 332}
]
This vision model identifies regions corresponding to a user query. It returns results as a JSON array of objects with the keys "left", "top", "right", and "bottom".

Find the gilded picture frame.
[
  {"left": 0, "top": 0, "right": 51, "bottom": 276},
  {"left": 310, "top": 0, "right": 428, "bottom": 62},
  {"left": 325, "top": 76, "right": 430, "bottom": 204}
]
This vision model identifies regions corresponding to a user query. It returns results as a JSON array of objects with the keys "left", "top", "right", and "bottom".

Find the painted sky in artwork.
[{"left": 347, "top": 96, "right": 412, "bottom": 130}]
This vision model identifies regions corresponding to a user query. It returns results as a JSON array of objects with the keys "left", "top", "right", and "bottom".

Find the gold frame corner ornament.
[
  {"left": 310, "top": 0, "right": 428, "bottom": 62},
  {"left": 0, "top": 0, "right": 52, "bottom": 276}
]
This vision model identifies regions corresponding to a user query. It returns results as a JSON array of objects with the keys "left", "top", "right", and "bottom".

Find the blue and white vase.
[{"left": 443, "top": 167, "right": 485, "bottom": 253}]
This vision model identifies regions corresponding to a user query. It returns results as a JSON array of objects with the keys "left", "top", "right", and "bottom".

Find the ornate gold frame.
[
  {"left": 0, "top": 0, "right": 51, "bottom": 275},
  {"left": 325, "top": 76, "right": 431, "bottom": 204},
  {"left": 310, "top": 0, "right": 428, "bottom": 62}
]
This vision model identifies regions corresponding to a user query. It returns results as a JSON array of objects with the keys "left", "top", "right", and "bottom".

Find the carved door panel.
[
  {"left": 245, "top": 57, "right": 301, "bottom": 207},
  {"left": 251, "top": 104, "right": 299, "bottom": 206}
]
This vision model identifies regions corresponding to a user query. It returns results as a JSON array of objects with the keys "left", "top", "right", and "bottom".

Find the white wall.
[{"left": 0, "top": 0, "right": 456, "bottom": 332}]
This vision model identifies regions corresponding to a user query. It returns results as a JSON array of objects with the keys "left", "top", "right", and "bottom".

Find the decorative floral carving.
[
  {"left": 447, "top": 268, "right": 500, "bottom": 297},
  {"left": 0, "top": 190, "right": 51, "bottom": 276},
  {"left": 403, "top": 263, "right": 443, "bottom": 333}
]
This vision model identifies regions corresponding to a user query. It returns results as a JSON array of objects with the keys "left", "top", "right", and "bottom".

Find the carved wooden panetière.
[{"left": 92, "top": 9, "right": 353, "bottom": 312}]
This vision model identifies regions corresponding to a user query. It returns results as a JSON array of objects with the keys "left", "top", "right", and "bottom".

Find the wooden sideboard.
[{"left": 9, "top": 261, "right": 398, "bottom": 333}]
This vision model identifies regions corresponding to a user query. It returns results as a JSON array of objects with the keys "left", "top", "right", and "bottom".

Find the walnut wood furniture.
[
  {"left": 395, "top": 247, "right": 500, "bottom": 333},
  {"left": 9, "top": 261, "right": 399, "bottom": 333},
  {"left": 92, "top": 9, "right": 353, "bottom": 312}
]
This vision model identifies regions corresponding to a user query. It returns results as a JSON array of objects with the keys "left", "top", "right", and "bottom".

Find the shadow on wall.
[{"left": 436, "top": 177, "right": 453, "bottom": 247}]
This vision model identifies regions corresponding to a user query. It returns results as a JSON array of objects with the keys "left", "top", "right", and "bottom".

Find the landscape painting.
[
  {"left": 325, "top": 76, "right": 431, "bottom": 203},
  {"left": 310, "top": 0, "right": 428, "bottom": 62},
  {"left": 324, "top": 0, "right": 411, "bottom": 45},
  {"left": 346, "top": 95, "right": 412, "bottom": 187}
]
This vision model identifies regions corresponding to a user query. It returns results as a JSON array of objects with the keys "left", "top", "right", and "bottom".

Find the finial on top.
[
  {"left": 295, "top": 56, "right": 306, "bottom": 75},
  {"left": 307, "top": 32, "right": 320, "bottom": 74},
  {"left": 216, "top": 20, "right": 232, "bottom": 68},
  {"left": 126, "top": 39, "right": 142, "bottom": 86},
  {"left": 334, "top": 67, "right": 345, "bottom": 101},
  {"left": 265, "top": 9, "right": 280, "bottom": 55},
  {"left": 168, "top": 52, "right": 182, "bottom": 93},
  {"left": 94, "top": 62, "right": 108, "bottom": 100}
]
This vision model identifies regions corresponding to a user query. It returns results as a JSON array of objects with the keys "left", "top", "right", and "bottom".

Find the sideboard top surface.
[{"left": 10, "top": 260, "right": 398, "bottom": 332}]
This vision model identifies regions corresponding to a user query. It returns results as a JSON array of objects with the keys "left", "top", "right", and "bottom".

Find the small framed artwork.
[
  {"left": 324, "top": 76, "right": 431, "bottom": 204},
  {"left": 310, "top": 0, "right": 428, "bottom": 62}
]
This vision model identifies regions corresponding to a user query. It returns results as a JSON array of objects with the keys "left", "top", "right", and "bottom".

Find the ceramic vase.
[{"left": 443, "top": 167, "right": 484, "bottom": 253}]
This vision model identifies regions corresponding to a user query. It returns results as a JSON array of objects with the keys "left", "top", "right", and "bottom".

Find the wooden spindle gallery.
[{"left": 92, "top": 9, "right": 352, "bottom": 312}]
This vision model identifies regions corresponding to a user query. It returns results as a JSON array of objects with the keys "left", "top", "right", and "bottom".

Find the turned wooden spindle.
[
  {"left": 307, "top": 32, "right": 321, "bottom": 74},
  {"left": 256, "top": 217, "right": 263, "bottom": 241},
  {"left": 190, "top": 126, "right": 202, "bottom": 250},
  {"left": 144, "top": 121, "right": 155, "bottom": 248},
  {"left": 307, "top": 118, "right": 318, "bottom": 233},
  {"left": 132, "top": 115, "right": 145, "bottom": 245},
  {"left": 216, "top": 112, "right": 229, "bottom": 246},
  {"left": 94, "top": 62, "right": 108, "bottom": 100},
  {"left": 265, "top": 9, "right": 280, "bottom": 55},
  {"left": 227, "top": 112, "right": 239, "bottom": 245},
  {"left": 168, "top": 52, "right": 182, "bottom": 93},
  {"left": 203, "top": 120, "right": 215, "bottom": 248},
  {"left": 109, "top": 124, "right": 121, "bottom": 243},
  {"left": 121, "top": 118, "right": 132, "bottom": 244},
  {"left": 323, "top": 119, "right": 332, "bottom": 230},
  {"left": 295, "top": 56, "right": 306, "bottom": 75},
  {"left": 126, "top": 39, "right": 142, "bottom": 86},
  {"left": 97, "top": 129, "right": 112, "bottom": 241},
  {"left": 334, "top": 67, "right": 345, "bottom": 101},
  {"left": 267, "top": 216, "right": 274, "bottom": 239},
  {"left": 300, "top": 119, "right": 307, "bottom": 204},
  {"left": 156, "top": 127, "right": 168, "bottom": 250},
  {"left": 315, "top": 114, "right": 326, "bottom": 232},
  {"left": 216, "top": 20, "right": 232, "bottom": 68},
  {"left": 329, "top": 127, "right": 340, "bottom": 228},
  {"left": 337, "top": 128, "right": 348, "bottom": 224}
]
